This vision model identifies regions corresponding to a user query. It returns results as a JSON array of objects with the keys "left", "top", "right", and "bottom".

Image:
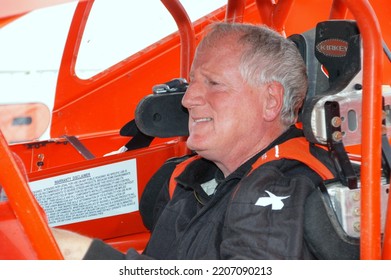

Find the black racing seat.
[{"left": 288, "top": 20, "right": 362, "bottom": 259}]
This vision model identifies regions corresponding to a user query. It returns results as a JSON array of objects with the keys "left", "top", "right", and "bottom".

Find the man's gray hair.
[{"left": 199, "top": 23, "right": 308, "bottom": 126}]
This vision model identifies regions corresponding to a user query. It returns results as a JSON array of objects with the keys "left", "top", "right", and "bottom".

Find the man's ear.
[{"left": 264, "top": 82, "right": 284, "bottom": 122}]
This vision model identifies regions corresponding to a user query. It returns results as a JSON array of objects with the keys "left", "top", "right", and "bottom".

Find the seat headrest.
[
  {"left": 290, "top": 20, "right": 363, "bottom": 146},
  {"left": 120, "top": 78, "right": 189, "bottom": 138}
]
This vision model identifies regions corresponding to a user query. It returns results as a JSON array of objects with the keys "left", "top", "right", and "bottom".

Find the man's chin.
[{"left": 186, "top": 139, "right": 207, "bottom": 155}]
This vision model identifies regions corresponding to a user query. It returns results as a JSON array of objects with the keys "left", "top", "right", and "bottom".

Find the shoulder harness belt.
[{"left": 168, "top": 137, "right": 334, "bottom": 199}]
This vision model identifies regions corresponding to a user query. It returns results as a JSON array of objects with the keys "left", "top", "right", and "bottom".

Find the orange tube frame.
[
  {"left": 0, "top": 130, "right": 63, "bottom": 259},
  {"left": 226, "top": 0, "right": 246, "bottom": 23},
  {"left": 329, "top": 0, "right": 348, "bottom": 19},
  {"left": 327, "top": 0, "right": 384, "bottom": 261},
  {"left": 325, "top": 0, "right": 384, "bottom": 259},
  {"left": 256, "top": 0, "right": 294, "bottom": 35},
  {"left": 342, "top": 0, "right": 383, "bottom": 260},
  {"left": 383, "top": 178, "right": 391, "bottom": 258},
  {"left": 161, "top": 0, "right": 195, "bottom": 81}
]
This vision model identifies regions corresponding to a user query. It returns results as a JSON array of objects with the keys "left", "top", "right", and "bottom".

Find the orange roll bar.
[
  {"left": 0, "top": 129, "right": 63, "bottom": 259},
  {"left": 329, "top": 0, "right": 348, "bottom": 19},
  {"left": 383, "top": 183, "right": 391, "bottom": 259},
  {"left": 226, "top": 0, "right": 246, "bottom": 23},
  {"left": 342, "top": 0, "right": 383, "bottom": 259},
  {"left": 161, "top": 0, "right": 195, "bottom": 81},
  {"left": 256, "top": 0, "right": 294, "bottom": 36}
]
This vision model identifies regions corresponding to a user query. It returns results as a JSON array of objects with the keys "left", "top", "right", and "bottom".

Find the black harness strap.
[{"left": 121, "top": 120, "right": 154, "bottom": 151}]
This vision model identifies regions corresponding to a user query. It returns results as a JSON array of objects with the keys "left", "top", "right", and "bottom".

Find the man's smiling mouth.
[{"left": 193, "top": 117, "right": 213, "bottom": 123}]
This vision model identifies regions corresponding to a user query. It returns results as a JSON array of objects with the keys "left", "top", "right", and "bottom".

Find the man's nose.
[{"left": 181, "top": 83, "right": 204, "bottom": 109}]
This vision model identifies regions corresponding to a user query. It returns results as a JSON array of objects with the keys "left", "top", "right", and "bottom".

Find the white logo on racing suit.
[{"left": 255, "top": 190, "right": 290, "bottom": 210}]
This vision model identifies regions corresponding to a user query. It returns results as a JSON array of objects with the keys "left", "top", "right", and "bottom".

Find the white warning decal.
[{"left": 29, "top": 159, "right": 138, "bottom": 227}]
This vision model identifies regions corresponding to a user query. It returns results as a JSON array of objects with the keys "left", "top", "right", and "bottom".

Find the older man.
[{"left": 53, "top": 22, "right": 336, "bottom": 259}]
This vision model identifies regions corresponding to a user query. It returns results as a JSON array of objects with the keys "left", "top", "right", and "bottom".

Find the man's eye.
[{"left": 208, "top": 80, "right": 219, "bottom": 86}]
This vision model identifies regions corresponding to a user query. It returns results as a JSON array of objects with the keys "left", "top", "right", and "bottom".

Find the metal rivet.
[
  {"left": 331, "top": 116, "right": 342, "bottom": 127},
  {"left": 353, "top": 222, "right": 360, "bottom": 232},
  {"left": 332, "top": 131, "right": 343, "bottom": 142},
  {"left": 352, "top": 191, "right": 360, "bottom": 201}
]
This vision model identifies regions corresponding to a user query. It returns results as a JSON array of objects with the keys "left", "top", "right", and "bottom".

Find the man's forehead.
[{"left": 197, "top": 35, "right": 244, "bottom": 59}]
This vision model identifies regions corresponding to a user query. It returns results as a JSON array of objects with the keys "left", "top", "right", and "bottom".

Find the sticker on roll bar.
[{"left": 29, "top": 159, "right": 138, "bottom": 227}]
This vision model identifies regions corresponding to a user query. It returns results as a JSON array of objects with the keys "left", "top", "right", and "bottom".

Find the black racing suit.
[{"left": 83, "top": 126, "right": 337, "bottom": 259}]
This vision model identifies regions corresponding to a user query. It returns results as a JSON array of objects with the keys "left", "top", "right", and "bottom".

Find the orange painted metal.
[
  {"left": 0, "top": 129, "right": 63, "bottom": 259},
  {"left": 161, "top": 0, "right": 195, "bottom": 81},
  {"left": 51, "top": 0, "right": 183, "bottom": 138},
  {"left": 226, "top": 0, "right": 246, "bottom": 23},
  {"left": 343, "top": 0, "right": 383, "bottom": 260},
  {"left": 383, "top": 183, "right": 391, "bottom": 259},
  {"left": 105, "top": 232, "right": 151, "bottom": 254},
  {"left": 329, "top": 0, "right": 348, "bottom": 19},
  {"left": 256, "top": 0, "right": 295, "bottom": 35},
  {"left": 0, "top": 202, "right": 39, "bottom": 259},
  {"left": 0, "top": 14, "right": 25, "bottom": 28}
]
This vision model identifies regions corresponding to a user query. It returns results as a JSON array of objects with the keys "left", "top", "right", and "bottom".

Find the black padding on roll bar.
[{"left": 135, "top": 92, "right": 189, "bottom": 138}]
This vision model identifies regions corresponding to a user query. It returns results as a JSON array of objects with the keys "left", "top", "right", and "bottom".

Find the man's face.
[{"left": 182, "top": 36, "right": 269, "bottom": 174}]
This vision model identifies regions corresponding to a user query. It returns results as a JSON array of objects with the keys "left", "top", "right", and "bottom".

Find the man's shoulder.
[{"left": 237, "top": 163, "right": 316, "bottom": 199}]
